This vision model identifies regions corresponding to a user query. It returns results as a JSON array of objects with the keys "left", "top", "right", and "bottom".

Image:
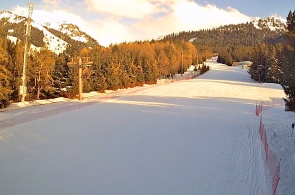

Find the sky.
[{"left": 1, "top": 0, "right": 294, "bottom": 46}]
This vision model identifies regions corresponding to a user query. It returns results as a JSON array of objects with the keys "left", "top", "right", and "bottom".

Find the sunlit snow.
[{"left": 0, "top": 60, "right": 293, "bottom": 195}]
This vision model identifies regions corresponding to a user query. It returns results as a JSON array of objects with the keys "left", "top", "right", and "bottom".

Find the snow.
[
  {"left": 13, "top": 9, "right": 90, "bottom": 45},
  {"left": 0, "top": 60, "right": 293, "bottom": 194},
  {"left": 253, "top": 21, "right": 262, "bottom": 30},
  {"left": 236, "top": 61, "right": 253, "bottom": 66},
  {"left": 70, "top": 35, "right": 88, "bottom": 43},
  {"left": 30, "top": 22, "right": 68, "bottom": 54},
  {"left": 32, "top": 10, "right": 67, "bottom": 31},
  {"left": 0, "top": 10, "right": 25, "bottom": 24},
  {"left": 6, "top": 35, "right": 17, "bottom": 44},
  {"left": 189, "top": 37, "right": 197, "bottom": 42},
  {"left": 32, "top": 10, "right": 90, "bottom": 44},
  {"left": 252, "top": 16, "right": 286, "bottom": 32},
  {"left": 261, "top": 108, "right": 295, "bottom": 195},
  {"left": 0, "top": 11, "right": 12, "bottom": 19},
  {"left": 2, "top": 8, "right": 23, "bottom": 22},
  {"left": 6, "top": 35, "right": 42, "bottom": 52}
]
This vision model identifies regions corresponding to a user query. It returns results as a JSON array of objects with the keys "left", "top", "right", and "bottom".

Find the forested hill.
[
  {"left": 163, "top": 17, "right": 286, "bottom": 48},
  {"left": 163, "top": 17, "right": 287, "bottom": 83}
]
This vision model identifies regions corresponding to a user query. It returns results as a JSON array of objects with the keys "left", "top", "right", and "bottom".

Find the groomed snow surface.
[{"left": 0, "top": 60, "right": 293, "bottom": 195}]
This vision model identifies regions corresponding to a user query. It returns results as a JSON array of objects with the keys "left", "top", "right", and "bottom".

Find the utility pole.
[{"left": 20, "top": 2, "right": 34, "bottom": 102}]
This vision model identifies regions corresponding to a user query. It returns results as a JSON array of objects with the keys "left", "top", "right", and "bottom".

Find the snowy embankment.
[
  {"left": 0, "top": 60, "right": 293, "bottom": 195},
  {"left": 261, "top": 107, "right": 295, "bottom": 195}
]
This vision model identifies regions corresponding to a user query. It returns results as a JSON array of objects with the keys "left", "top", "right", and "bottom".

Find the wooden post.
[
  {"left": 181, "top": 51, "right": 184, "bottom": 75},
  {"left": 78, "top": 58, "right": 83, "bottom": 101},
  {"left": 67, "top": 57, "right": 92, "bottom": 101}
]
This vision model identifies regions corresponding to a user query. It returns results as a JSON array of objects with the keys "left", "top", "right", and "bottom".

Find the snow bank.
[{"left": 261, "top": 107, "right": 295, "bottom": 195}]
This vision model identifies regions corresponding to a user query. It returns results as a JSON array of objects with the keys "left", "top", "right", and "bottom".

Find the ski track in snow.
[{"left": 0, "top": 60, "right": 286, "bottom": 195}]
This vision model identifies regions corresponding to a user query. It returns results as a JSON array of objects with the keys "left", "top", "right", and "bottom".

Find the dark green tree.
[{"left": 281, "top": 10, "right": 295, "bottom": 111}]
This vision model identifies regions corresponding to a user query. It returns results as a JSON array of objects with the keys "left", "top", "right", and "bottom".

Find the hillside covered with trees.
[{"left": 163, "top": 17, "right": 285, "bottom": 75}]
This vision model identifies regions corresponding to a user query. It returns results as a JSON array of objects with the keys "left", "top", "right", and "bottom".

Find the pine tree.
[
  {"left": 286, "top": 10, "right": 295, "bottom": 34},
  {"left": 265, "top": 44, "right": 283, "bottom": 83},
  {"left": 28, "top": 48, "right": 56, "bottom": 99},
  {"left": 52, "top": 54, "right": 70, "bottom": 94},
  {"left": 67, "top": 63, "right": 79, "bottom": 98},
  {"left": 8, "top": 40, "right": 25, "bottom": 101},
  {"left": 90, "top": 48, "right": 107, "bottom": 92},
  {"left": 0, "top": 38, "right": 13, "bottom": 107},
  {"left": 0, "top": 65, "right": 12, "bottom": 108},
  {"left": 281, "top": 10, "right": 295, "bottom": 111}
]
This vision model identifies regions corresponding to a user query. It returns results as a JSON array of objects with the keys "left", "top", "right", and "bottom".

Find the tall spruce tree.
[
  {"left": 0, "top": 40, "right": 12, "bottom": 107},
  {"left": 0, "top": 65, "right": 12, "bottom": 108},
  {"left": 281, "top": 10, "right": 295, "bottom": 111}
]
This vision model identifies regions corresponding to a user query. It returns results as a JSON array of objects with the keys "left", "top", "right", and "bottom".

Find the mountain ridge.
[
  {"left": 0, "top": 10, "right": 100, "bottom": 54},
  {"left": 162, "top": 16, "right": 286, "bottom": 43}
]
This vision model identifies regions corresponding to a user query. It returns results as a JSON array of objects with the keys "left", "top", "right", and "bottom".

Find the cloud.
[
  {"left": 16, "top": 0, "right": 254, "bottom": 47},
  {"left": 81, "top": 0, "right": 253, "bottom": 46},
  {"left": 172, "top": 1, "right": 251, "bottom": 30},
  {"left": 42, "top": 0, "right": 61, "bottom": 7},
  {"left": 31, "top": 9, "right": 87, "bottom": 30},
  {"left": 11, "top": 6, "right": 28, "bottom": 16},
  {"left": 28, "top": 8, "right": 131, "bottom": 47},
  {"left": 85, "top": 0, "right": 156, "bottom": 19},
  {"left": 84, "top": 18, "right": 133, "bottom": 46},
  {"left": 118, "top": 0, "right": 253, "bottom": 43}
]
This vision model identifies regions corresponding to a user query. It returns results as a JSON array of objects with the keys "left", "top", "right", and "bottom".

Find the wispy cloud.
[{"left": 21, "top": 0, "right": 254, "bottom": 47}]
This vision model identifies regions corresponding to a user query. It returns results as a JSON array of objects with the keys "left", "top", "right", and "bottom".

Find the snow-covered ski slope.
[{"left": 0, "top": 60, "right": 289, "bottom": 195}]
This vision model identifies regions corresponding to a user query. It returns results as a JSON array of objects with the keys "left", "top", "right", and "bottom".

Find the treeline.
[
  {"left": 0, "top": 39, "right": 205, "bottom": 107},
  {"left": 213, "top": 43, "right": 283, "bottom": 84},
  {"left": 163, "top": 17, "right": 285, "bottom": 54}
]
